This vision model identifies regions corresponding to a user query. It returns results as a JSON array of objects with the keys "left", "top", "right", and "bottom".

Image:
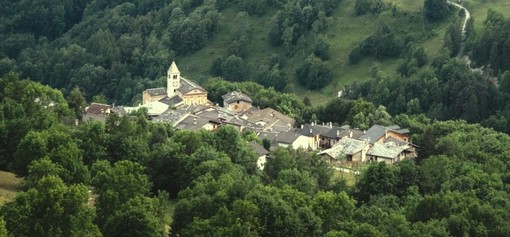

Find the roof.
[
  {"left": 298, "top": 124, "right": 323, "bottom": 136},
  {"left": 325, "top": 126, "right": 345, "bottom": 139},
  {"left": 394, "top": 128, "right": 410, "bottom": 134},
  {"left": 85, "top": 103, "right": 111, "bottom": 114},
  {"left": 174, "top": 114, "right": 211, "bottom": 131},
  {"left": 319, "top": 137, "right": 367, "bottom": 159},
  {"left": 144, "top": 87, "right": 167, "bottom": 97},
  {"left": 159, "top": 95, "right": 183, "bottom": 106},
  {"left": 110, "top": 106, "right": 126, "bottom": 116},
  {"left": 222, "top": 91, "right": 253, "bottom": 104},
  {"left": 358, "top": 125, "right": 407, "bottom": 143},
  {"left": 248, "top": 141, "right": 269, "bottom": 156},
  {"left": 141, "top": 101, "right": 169, "bottom": 116},
  {"left": 275, "top": 131, "right": 303, "bottom": 144},
  {"left": 337, "top": 129, "right": 365, "bottom": 139},
  {"left": 298, "top": 123, "right": 347, "bottom": 138},
  {"left": 152, "top": 107, "right": 189, "bottom": 124},
  {"left": 246, "top": 108, "right": 295, "bottom": 132},
  {"left": 258, "top": 131, "right": 279, "bottom": 142},
  {"left": 178, "top": 78, "right": 206, "bottom": 95},
  {"left": 195, "top": 106, "right": 237, "bottom": 121},
  {"left": 367, "top": 142, "right": 407, "bottom": 159},
  {"left": 384, "top": 136, "right": 409, "bottom": 146}
]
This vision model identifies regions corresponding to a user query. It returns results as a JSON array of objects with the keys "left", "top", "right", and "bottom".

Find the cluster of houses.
[{"left": 83, "top": 62, "right": 416, "bottom": 169}]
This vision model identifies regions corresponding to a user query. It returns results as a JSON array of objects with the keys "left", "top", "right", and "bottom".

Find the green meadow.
[{"left": 179, "top": 0, "right": 507, "bottom": 105}]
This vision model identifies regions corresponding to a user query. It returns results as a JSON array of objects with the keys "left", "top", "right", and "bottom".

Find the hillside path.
[{"left": 446, "top": 0, "right": 471, "bottom": 56}]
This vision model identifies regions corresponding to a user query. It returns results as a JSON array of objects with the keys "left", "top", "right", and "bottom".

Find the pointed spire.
[{"left": 169, "top": 61, "right": 180, "bottom": 73}]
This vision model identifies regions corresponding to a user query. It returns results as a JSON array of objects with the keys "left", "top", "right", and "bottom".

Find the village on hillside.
[{"left": 83, "top": 62, "right": 417, "bottom": 170}]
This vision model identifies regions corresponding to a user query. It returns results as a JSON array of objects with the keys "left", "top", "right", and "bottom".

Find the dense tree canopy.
[{"left": 1, "top": 2, "right": 510, "bottom": 236}]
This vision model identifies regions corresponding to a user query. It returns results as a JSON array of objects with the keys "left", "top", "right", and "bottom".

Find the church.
[{"left": 142, "top": 61, "right": 210, "bottom": 106}]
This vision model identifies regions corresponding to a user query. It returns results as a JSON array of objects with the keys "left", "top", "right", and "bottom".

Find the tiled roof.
[
  {"left": 297, "top": 123, "right": 351, "bottom": 139},
  {"left": 358, "top": 125, "right": 408, "bottom": 143},
  {"left": 298, "top": 124, "right": 323, "bottom": 136},
  {"left": 152, "top": 108, "right": 189, "bottom": 124},
  {"left": 319, "top": 137, "right": 367, "bottom": 159},
  {"left": 246, "top": 108, "right": 295, "bottom": 131},
  {"left": 367, "top": 142, "right": 407, "bottom": 159},
  {"left": 275, "top": 131, "right": 303, "bottom": 144},
  {"left": 337, "top": 129, "right": 365, "bottom": 139},
  {"left": 111, "top": 106, "right": 126, "bottom": 116},
  {"left": 258, "top": 131, "right": 279, "bottom": 142},
  {"left": 178, "top": 78, "right": 206, "bottom": 94},
  {"left": 222, "top": 91, "right": 253, "bottom": 104},
  {"left": 145, "top": 87, "right": 167, "bottom": 97},
  {"left": 248, "top": 141, "right": 269, "bottom": 156},
  {"left": 85, "top": 103, "right": 111, "bottom": 114},
  {"left": 140, "top": 101, "right": 169, "bottom": 116},
  {"left": 159, "top": 95, "right": 183, "bottom": 106},
  {"left": 174, "top": 114, "right": 211, "bottom": 131},
  {"left": 384, "top": 137, "right": 409, "bottom": 146}
]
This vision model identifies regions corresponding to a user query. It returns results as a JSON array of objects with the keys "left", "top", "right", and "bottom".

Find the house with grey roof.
[
  {"left": 358, "top": 124, "right": 411, "bottom": 144},
  {"left": 248, "top": 141, "right": 270, "bottom": 170},
  {"left": 274, "top": 131, "right": 309, "bottom": 150},
  {"left": 173, "top": 114, "right": 221, "bottom": 131},
  {"left": 222, "top": 91, "right": 253, "bottom": 113},
  {"left": 245, "top": 108, "right": 294, "bottom": 133},
  {"left": 298, "top": 122, "right": 354, "bottom": 149},
  {"left": 367, "top": 142, "right": 410, "bottom": 164},
  {"left": 152, "top": 107, "right": 190, "bottom": 125},
  {"left": 319, "top": 137, "right": 370, "bottom": 164}
]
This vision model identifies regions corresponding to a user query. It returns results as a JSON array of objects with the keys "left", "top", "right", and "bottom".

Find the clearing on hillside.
[{"left": 0, "top": 171, "right": 22, "bottom": 205}]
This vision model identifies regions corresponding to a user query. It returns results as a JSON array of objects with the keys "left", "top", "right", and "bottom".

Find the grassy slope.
[
  {"left": 178, "top": 0, "right": 507, "bottom": 106},
  {"left": 0, "top": 171, "right": 21, "bottom": 205},
  {"left": 464, "top": 0, "right": 510, "bottom": 31}
]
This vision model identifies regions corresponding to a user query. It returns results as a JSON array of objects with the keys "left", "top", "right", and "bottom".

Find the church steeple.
[{"left": 167, "top": 61, "right": 180, "bottom": 98}]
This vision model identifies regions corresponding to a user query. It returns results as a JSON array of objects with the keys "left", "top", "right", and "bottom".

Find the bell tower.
[{"left": 167, "top": 61, "right": 180, "bottom": 98}]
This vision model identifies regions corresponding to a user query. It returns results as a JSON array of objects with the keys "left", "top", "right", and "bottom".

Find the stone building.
[
  {"left": 142, "top": 61, "right": 209, "bottom": 106},
  {"left": 222, "top": 91, "right": 252, "bottom": 113}
]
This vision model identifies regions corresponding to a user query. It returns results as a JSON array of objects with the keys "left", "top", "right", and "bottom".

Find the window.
[{"left": 173, "top": 75, "right": 177, "bottom": 79}]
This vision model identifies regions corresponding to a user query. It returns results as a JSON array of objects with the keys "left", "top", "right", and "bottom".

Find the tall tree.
[
  {"left": 67, "top": 87, "right": 87, "bottom": 121},
  {"left": 1, "top": 176, "right": 101, "bottom": 237},
  {"left": 91, "top": 160, "right": 152, "bottom": 228},
  {"left": 424, "top": 0, "right": 451, "bottom": 22}
]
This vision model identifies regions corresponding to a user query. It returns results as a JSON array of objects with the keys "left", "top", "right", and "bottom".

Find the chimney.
[
  {"left": 309, "top": 128, "right": 312, "bottom": 134},
  {"left": 301, "top": 124, "right": 304, "bottom": 129},
  {"left": 322, "top": 122, "right": 325, "bottom": 126},
  {"left": 363, "top": 130, "right": 366, "bottom": 134},
  {"left": 329, "top": 122, "right": 332, "bottom": 128},
  {"left": 336, "top": 130, "right": 340, "bottom": 136},
  {"left": 385, "top": 129, "right": 388, "bottom": 139},
  {"left": 193, "top": 117, "right": 197, "bottom": 125},
  {"left": 349, "top": 131, "right": 353, "bottom": 138}
]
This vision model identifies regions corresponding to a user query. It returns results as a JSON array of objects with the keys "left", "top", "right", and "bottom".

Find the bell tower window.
[{"left": 173, "top": 75, "right": 177, "bottom": 79}]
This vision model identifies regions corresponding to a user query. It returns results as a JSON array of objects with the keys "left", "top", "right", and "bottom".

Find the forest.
[{"left": 1, "top": 0, "right": 510, "bottom": 236}]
